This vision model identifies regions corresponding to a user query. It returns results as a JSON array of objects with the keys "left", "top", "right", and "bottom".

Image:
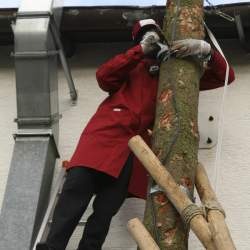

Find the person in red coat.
[{"left": 37, "top": 19, "right": 235, "bottom": 250}]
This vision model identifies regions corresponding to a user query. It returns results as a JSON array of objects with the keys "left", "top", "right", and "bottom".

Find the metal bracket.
[
  {"left": 49, "top": 13, "right": 78, "bottom": 103},
  {"left": 16, "top": 11, "right": 52, "bottom": 19},
  {"left": 234, "top": 14, "right": 250, "bottom": 52},
  {"left": 205, "top": 0, "right": 235, "bottom": 22},
  {"left": 149, "top": 184, "right": 195, "bottom": 202},
  {"left": 14, "top": 114, "right": 62, "bottom": 126},
  {"left": 11, "top": 50, "right": 58, "bottom": 58},
  {"left": 199, "top": 112, "right": 218, "bottom": 149}
]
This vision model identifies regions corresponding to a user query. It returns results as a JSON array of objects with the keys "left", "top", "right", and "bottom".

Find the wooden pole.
[
  {"left": 143, "top": 0, "right": 206, "bottom": 248},
  {"left": 195, "top": 163, "right": 236, "bottom": 250},
  {"left": 127, "top": 218, "right": 160, "bottom": 250},
  {"left": 128, "top": 136, "right": 216, "bottom": 250}
]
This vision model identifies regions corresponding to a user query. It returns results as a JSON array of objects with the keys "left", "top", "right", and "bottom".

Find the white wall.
[{"left": 0, "top": 40, "right": 249, "bottom": 249}]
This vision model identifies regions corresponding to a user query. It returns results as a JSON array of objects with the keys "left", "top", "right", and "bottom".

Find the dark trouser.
[{"left": 45, "top": 155, "right": 133, "bottom": 250}]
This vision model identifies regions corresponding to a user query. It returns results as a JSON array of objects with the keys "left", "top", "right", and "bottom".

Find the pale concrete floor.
[{"left": 1, "top": 40, "right": 250, "bottom": 249}]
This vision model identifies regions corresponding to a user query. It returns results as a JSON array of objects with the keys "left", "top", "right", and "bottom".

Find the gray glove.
[
  {"left": 156, "top": 42, "right": 170, "bottom": 61},
  {"left": 140, "top": 31, "right": 170, "bottom": 61},
  {"left": 171, "top": 39, "right": 211, "bottom": 59},
  {"left": 140, "top": 31, "right": 160, "bottom": 55}
]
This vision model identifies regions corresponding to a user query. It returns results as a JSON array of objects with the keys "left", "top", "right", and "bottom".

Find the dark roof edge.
[{"left": 1, "top": 2, "right": 250, "bottom": 11}]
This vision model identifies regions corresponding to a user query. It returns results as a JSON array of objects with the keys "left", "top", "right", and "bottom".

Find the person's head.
[{"left": 132, "top": 19, "right": 163, "bottom": 44}]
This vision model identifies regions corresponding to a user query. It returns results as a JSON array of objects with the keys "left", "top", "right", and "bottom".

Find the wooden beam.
[
  {"left": 195, "top": 163, "right": 236, "bottom": 250},
  {"left": 127, "top": 218, "right": 160, "bottom": 250}
]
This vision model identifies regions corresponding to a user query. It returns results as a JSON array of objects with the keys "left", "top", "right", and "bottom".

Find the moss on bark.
[{"left": 143, "top": 0, "right": 205, "bottom": 249}]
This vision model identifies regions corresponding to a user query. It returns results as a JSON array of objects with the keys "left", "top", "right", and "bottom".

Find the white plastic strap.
[{"left": 204, "top": 22, "right": 230, "bottom": 192}]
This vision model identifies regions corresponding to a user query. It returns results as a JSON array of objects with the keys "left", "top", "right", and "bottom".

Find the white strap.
[{"left": 204, "top": 22, "right": 230, "bottom": 192}]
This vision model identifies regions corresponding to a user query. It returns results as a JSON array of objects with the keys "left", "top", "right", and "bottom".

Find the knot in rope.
[{"left": 202, "top": 200, "right": 226, "bottom": 218}]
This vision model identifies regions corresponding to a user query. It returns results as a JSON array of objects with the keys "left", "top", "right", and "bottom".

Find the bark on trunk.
[{"left": 143, "top": 0, "right": 205, "bottom": 249}]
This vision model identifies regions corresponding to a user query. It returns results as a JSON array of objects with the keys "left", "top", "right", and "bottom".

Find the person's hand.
[
  {"left": 140, "top": 31, "right": 160, "bottom": 55},
  {"left": 171, "top": 39, "right": 211, "bottom": 59},
  {"left": 156, "top": 42, "right": 170, "bottom": 61}
]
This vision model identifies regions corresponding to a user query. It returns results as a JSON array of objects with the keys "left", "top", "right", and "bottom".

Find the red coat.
[{"left": 68, "top": 45, "right": 235, "bottom": 199}]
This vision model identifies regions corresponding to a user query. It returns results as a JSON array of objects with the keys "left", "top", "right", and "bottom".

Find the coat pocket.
[{"left": 83, "top": 106, "right": 140, "bottom": 137}]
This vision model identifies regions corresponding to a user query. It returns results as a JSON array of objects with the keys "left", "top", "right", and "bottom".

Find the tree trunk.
[{"left": 143, "top": 0, "right": 205, "bottom": 249}]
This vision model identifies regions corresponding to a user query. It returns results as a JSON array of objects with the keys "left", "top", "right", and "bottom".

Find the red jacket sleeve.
[
  {"left": 199, "top": 50, "right": 235, "bottom": 91},
  {"left": 96, "top": 45, "right": 144, "bottom": 93}
]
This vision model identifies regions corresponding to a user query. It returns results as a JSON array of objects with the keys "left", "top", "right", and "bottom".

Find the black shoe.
[{"left": 36, "top": 242, "right": 52, "bottom": 250}]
